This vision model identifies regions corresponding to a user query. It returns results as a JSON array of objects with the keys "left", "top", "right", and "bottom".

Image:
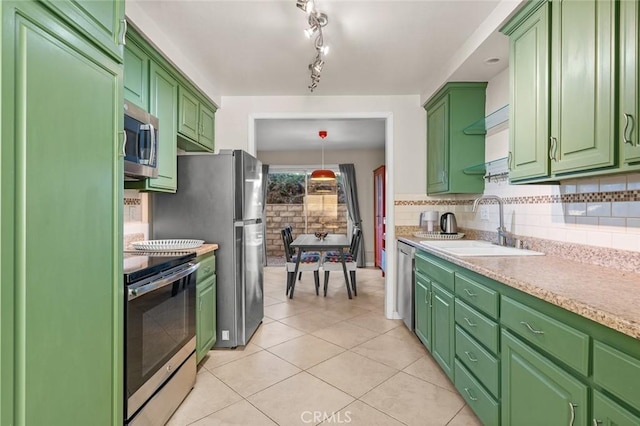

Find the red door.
[{"left": 373, "top": 165, "right": 386, "bottom": 275}]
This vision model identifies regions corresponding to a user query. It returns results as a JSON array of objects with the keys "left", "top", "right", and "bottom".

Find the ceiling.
[{"left": 131, "top": 0, "right": 514, "bottom": 150}]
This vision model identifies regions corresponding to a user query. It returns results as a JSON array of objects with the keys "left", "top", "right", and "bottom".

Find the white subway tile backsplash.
[
  {"left": 599, "top": 175, "right": 627, "bottom": 192},
  {"left": 586, "top": 202, "right": 611, "bottom": 217},
  {"left": 627, "top": 218, "right": 640, "bottom": 230},
  {"left": 627, "top": 173, "right": 640, "bottom": 190},
  {"left": 576, "top": 216, "right": 599, "bottom": 227},
  {"left": 599, "top": 217, "right": 626, "bottom": 228},
  {"left": 565, "top": 229, "right": 588, "bottom": 244},
  {"left": 577, "top": 179, "right": 599, "bottom": 193},
  {"left": 566, "top": 203, "right": 587, "bottom": 216},
  {"left": 560, "top": 183, "right": 577, "bottom": 194},
  {"left": 612, "top": 202, "right": 640, "bottom": 218}
]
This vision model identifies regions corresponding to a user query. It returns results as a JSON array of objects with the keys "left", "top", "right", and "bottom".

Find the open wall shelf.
[{"left": 463, "top": 105, "right": 509, "bottom": 135}]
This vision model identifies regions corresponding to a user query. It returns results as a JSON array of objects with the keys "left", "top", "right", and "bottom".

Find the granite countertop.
[
  {"left": 190, "top": 243, "right": 218, "bottom": 257},
  {"left": 398, "top": 235, "right": 640, "bottom": 341}
]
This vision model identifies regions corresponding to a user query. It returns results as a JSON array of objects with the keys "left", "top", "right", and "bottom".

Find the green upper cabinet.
[
  {"left": 39, "top": 0, "right": 125, "bottom": 61},
  {"left": 123, "top": 40, "right": 149, "bottom": 110},
  {"left": 1, "top": 1, "right": 123, "bottom": 424},
  {"left": 620, "top": 0, "right": 640, "bottom": 164},
  {"left": 178, "top": 87, "right": 216, "bottom": 152},
  {"left": 550, "top": 0, "right": 616, "bottom": 175},
  {"left": 424, "top": 82, "right": 486, "bottom": 195},
  {"left": 501, "top": 0, "right": 550, "bottom": 181},
  {"left": 502, "top": 330, "right": 588, "bottom": 426}
]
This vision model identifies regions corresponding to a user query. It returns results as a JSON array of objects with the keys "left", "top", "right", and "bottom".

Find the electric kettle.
[{"left": 440, "top": 212, "right": 458, "bottom": 234}]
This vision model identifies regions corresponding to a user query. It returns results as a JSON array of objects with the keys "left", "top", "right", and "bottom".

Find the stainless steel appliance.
[
  {"left": 124, "top": 100, "right": 159, "bottom": 180},
  {"left": 124, "top": 253, "right": 199, "bottom": 425},
  {"left": 396, "top": 240, "right": 415, "bottom": 330},
  {"left": 440, "top": 212, "right": 458, "bottom": 234},
  {"left": 153, "top": 150, "right": 264, "bottom": 348},
  {"left": 419, "top": 210, "right": 439, "bottom": 232}
]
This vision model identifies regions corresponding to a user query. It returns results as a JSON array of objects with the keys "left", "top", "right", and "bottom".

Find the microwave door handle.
[
  {"left": 128, "top": 263, "right": 200, "bottom": 301},
  {"left": 148, "top": 123, "right": 156, "bottom": 167}
]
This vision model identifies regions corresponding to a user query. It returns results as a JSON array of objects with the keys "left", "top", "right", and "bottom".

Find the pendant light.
[{"left": 311, "top": 130, "right": 336, "bottom": 181}]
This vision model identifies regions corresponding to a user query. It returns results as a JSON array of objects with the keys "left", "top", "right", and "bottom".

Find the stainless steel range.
[{"left": 123, "top": 252, "right": 199, "bottom": 425}]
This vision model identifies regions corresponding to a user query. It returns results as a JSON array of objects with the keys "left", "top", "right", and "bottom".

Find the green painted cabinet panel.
[
  {"left": 593, "top": 391, "right": 640, "bottom": 426},
  {"left": 415, "top": 271, "right": 432, "bottom": 350},
  {"left": 424, "top": 82, "right": 486, "bottom": 195},
  {"left": 197, "top": 274, "right": 217, "bottom": 364},
  {"left": 178, "top": 87, "right": 200, "bottom": 142},
  {"left": 593, "top": 340, "right": 640, "bottom": 411},
  {"left": 454, "top": 272, "right": 499, "bottom": 319},
  {"left": 502, "top": 330, "right": 588, "bottom": 426},
  {"left": 39, "top": 0, "right": 124, "bottom": 61},
  {"left": 131, "top": 62, "right": 178, "bottom": 192},
  {"left": 620, "top": 0, "right": 640, "bottom": 164},
  {"left": 431, "top": 282, "right": 455, "bottom": 380},
  {"left": 455, "top": 359, "right": 500, "bottom": 426},
  {"left": 416, "top": 251, "right": 454, "bottom": 292},
  {"left": 550, "top": 0, "right": 616, "bottom": 174},
  {"left": 455, "top": 298, "right": 499, "bottom": 354},
  {"left": 503, "top": 0, "right": 550, "bottom": 181},
  {"left": 177, "top": 87, "right": 216, "bottom": 152},
  {"left": 455, "top": 325, "right": 500, "bottom": 398},
  {"left": 123, "top": 41, "right": 149, "bottom": 110},
  {"left": 199, "top": 103, "right": 216, "bottom": 151},
  {"left": 1, "top": 2, "right": 123, "bottom": 424}
]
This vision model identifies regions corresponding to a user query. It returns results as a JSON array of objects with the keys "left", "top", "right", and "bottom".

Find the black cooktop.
[{"left": 123, "top": 252, "right": 196, "bottom": 285}]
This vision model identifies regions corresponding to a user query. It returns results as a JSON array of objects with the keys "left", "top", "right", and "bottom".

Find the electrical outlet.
[
  {"left": 222, "top": 330, "right": 230, "bottom": 340},
  {"left": 480, "top": 206, "right": 490, "bottom": 221}
]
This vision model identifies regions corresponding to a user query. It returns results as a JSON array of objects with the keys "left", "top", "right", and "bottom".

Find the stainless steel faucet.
[{"left": 472, "top": 195, "right": 507, "bottom": 246}]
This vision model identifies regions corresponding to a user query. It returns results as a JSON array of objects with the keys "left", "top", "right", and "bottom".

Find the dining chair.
[
  {"left": 284, "top": 225, "right": 320, "bottom": 281},
  {"left": 281, "top": 228, "right": 320, "bottom": 296},
  {"left": 321, "top": 227, "right": 361, "bottom": 297}
]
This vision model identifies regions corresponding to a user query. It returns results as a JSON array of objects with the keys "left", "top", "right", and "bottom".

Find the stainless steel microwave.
[{"left": 124, "top": 101, "right": 159, "bottom": 180}]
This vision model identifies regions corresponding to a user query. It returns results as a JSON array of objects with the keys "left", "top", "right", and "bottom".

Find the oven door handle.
[{"left": 128, "top": 262, "right": 200, "bottom": 301}]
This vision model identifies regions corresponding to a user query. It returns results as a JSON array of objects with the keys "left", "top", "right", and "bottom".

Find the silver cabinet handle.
[
  {"left": 520, "top": 321, "right": 544, "bottom": 335},
  {"left": 199, "top": 298, "right": 203, "bottom": 312},
  {"left": 425, "top": 290, "right": 429, "bottom": 304},
  {"left": 623, "top": 113, "right": 635, "bottom": 145},
  {"left": 549, "top": 137, "right": 558, "bottom": 161},
  {"left": 464, "top": 317, "right": 477, "bottom": 327},
  {"left": 121, "top": 131, "right": 127, "bottom": 157},
  {"left": 593, "top": 419, "right": 602, "bottom": 426},
  {"left": 464, "top": 387, "right": 478, "bottom": 401},
  {"left": 464, "top": 351, "right": 478, "bottom": 362},
  {"left": 464, "top": 288, "right": 477, "bottom": 298},
  {"left": 429, "top": 290, "right": 433, "bottom": 308},
  {"left": 569, "top": 403, "right": 577, "bottom": 426},
  {"left": 507, "top": 151, "right": 513, "bottom": 171},
  {"left": 120, "top": 19, "right": 127, "bottom": 46}
]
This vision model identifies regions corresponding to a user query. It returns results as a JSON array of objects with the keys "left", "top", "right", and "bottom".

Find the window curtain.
[
  {"left": 339, "top": 164, "right": 365, "bottom": 267},
  {"left": 261, "top": 163, "right": 270, "bottom": 266}
]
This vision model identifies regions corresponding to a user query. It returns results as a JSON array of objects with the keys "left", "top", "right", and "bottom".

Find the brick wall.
[{"left": 265, "top": 204, "right": 348, "bottom": 257}]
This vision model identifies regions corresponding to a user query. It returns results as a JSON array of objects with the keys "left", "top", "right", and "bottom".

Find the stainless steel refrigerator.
[{"left": 152, "top": 150, "right": 264, "bottom": 348}]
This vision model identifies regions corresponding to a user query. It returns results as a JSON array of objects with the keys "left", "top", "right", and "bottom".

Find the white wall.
[
  {"left": 257, "top": 149, "right": 385, "bottom": 265},
  {"left": 217, "top": 95, "right": 425, "bottom": 194}
]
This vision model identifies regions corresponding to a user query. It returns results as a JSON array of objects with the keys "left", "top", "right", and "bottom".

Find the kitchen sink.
[{"left": 419, "top": 240, "right": 544, "bottom": 257}]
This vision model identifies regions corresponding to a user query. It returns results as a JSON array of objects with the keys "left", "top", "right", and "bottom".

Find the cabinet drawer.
[
  {"left": 415, "top": 252, "right": 454, "bottom": 291},
  {"left": 501, "top": 296, "right": 589, "bottom": 375},
  {"left": 455, "top": 299, "right": 499, "bottom": 354},
  {"left": 454, "top": 359, "right": 500, "bottom": 426},
  {"left": 455, "top": 326, "right": 499, "bottom": 397},
  {"left": 455, "top": 273, "right": 498, "bottom": 319},
  {"left": 197, "top": 253, "right": 216, "bottom": 282},
  {"left": 593, "top": 341, "right": 640, "bottom": 411}
]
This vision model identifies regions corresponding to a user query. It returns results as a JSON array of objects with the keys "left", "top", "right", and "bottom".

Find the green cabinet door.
[
  {"left": 415, "top": 272, "right": 432, "bottom": 350},
  {"left": 178, "top": 87, "right": 200, "bottom": 142},
  {"left": 502, "top": 330, "right": 588, "bottom": 426},
  {"left": 1, "top": 2, "right": 123, "bottom": 424},
  {"left": 426, "top": 95, "right": 449, "bottom": 194},
  {"left": 197, "top": 275, "right": 217, "bottom": 364},
  {"left": 504, "top": 1, "right": 550, "bottom": 181},
  {"left": 620, "top": 0, "right": 640, "bottom": 164},
  {"left": 123, "top": 40, "right": 149, "bottom": 110},
  {"left": 593, "top": 391, "right": 640, "bottom": 426},
  {"left": 39, "top": 0, "right": 124, "bottom": 61},
  {"left": 550, "top": 0, "right": 616, "bottom": 174},
  {"left": 431, "top": 282, "right": 455, "bottom": 380},
  {"left": 199, "top": 103, "right": 216, "bottom": 151}
]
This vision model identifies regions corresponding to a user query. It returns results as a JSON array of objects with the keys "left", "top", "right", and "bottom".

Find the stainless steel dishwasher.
[{"left": 396, "top": 240, "right": 415, "bottom": 330}]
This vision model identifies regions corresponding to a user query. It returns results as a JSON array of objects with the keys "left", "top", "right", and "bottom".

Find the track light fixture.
[{"left": 296, "top": 0, "right": 329, "bottom": 92}]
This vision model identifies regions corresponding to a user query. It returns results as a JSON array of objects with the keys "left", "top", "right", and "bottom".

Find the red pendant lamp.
[{"left": 311, "top": 130, "right": 336, "bottom": 181}]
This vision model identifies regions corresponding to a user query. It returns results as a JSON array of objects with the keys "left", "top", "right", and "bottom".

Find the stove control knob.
[{"left": 167, "top": 364, "right": 173, "bottom": 372}]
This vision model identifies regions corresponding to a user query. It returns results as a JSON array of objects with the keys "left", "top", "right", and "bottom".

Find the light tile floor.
[{"left": 167, "top": 267, "right": 482, "bottom": 426}]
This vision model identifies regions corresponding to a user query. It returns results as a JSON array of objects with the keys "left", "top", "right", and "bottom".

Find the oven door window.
[{"left": 126, "top": 276, "right": 195, "bottom": 398}]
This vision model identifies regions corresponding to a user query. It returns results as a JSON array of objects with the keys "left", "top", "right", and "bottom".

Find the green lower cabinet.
[
  {"left": 593, "top": 391, "right": 640, "bottom": 426},
  {"left": 455, "top": 326, "right": 499, "bottom": 398},
  {"left": 455, "top": 359, "right": 500, "bottom": 426},
  {"left": 415, "top": 272, "right": 432, "bottom": 349},
  {"left": 1, "top": 1, "right": 123, "bottom": 424},
  {"left": 196, "top": 274, "right": 217, "bottom": 364},
  {"left": 502, "top": 330, "right": 588, "bottom": 426},
  {"left": 431, "top": 282, "right": 455, "bottom": 379}
]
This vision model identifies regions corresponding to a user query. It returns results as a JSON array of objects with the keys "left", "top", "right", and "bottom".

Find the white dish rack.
[
  {"left": 131, "top": 239, "right": 204, "bottom": 251},
  {"left": 413, "top": 232, "right": 465, "bottom": 240}
]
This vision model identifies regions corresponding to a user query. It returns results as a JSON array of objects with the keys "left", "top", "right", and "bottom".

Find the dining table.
[{"left": 289, "top": 233, "right": 354, "bottom": 299}]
